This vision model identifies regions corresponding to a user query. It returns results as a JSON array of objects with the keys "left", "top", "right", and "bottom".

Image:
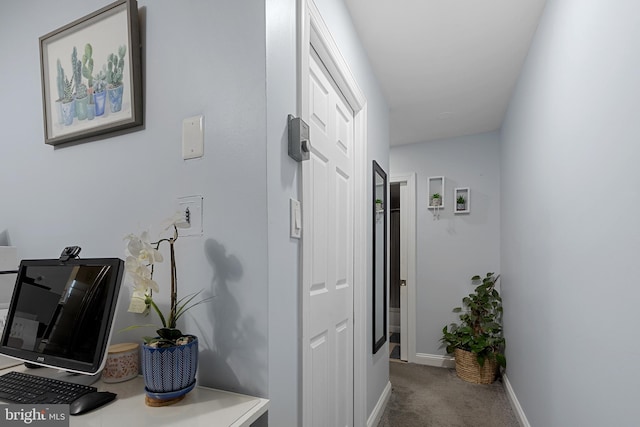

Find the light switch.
[
  {"left": 182, "top": 115, "right": 204, "bottom": 159},
  {"left": 290, "top": 198, "right": 302, "bottom": 239}
]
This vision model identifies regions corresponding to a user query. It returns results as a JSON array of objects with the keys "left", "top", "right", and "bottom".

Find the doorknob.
[{"left": 400, "top": 280, "right": 407, "bottom": 287}]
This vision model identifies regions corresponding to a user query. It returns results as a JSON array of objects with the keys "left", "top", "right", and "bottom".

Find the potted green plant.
[
  {"left": 55, "top": 59, "right": 66, "bottom": 124},
  {"left": 106, "top": 45, "right": 126, "bottom": 113},
  {"left": 431, "top": 193, "right": 441, "bottom": 207},
  {"left": 456, "top": 195, "right": 466, "bottom": 211},
  {"left": 124, "top": 213, "right": 211, "bottom": 405},
  {"left": 71, "top": 46, "right": 87, "bottom": 120},
  {"left": 441, "top": 273, "right": 506, "bottom": 384},
  {"left": 75, "top": 83, "right": 89, "bottom": 120},
  {"left": 81, "top": 43, "right": 95, "bottom": 120},
  {"left": 60, "top": 76, "right": 75, "bottom": 126},
  {"left": 93, "top": 68, "right": 107, "bottom": 117},
  {"left": 375, "top": 198, "right": 383, "bottom": 211}
]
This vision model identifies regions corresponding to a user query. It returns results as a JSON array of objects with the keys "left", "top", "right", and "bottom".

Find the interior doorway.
[
  {"left": 389, "top": 183, "right": 402, "bottom": 360},
  {"left": 299, "top": 1, "right": 369, "bottom": 425},
  {"left": 389, "top": 174, "right": 417, "bottom": 363}
]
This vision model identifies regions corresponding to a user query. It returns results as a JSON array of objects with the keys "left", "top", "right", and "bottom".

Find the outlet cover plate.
[
  {"left": 182, "top": 115, "right": 204, "bottom": 160},
  {"left": 177, "top": 195, "right": 203, "bottom": 236}
]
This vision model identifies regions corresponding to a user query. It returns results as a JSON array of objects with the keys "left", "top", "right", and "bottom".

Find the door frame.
[
  {"left": 390, "top": 173, "right": 417, "bottom": 363},
  {"left": 299, "top": 1, "right": 368, "bottom": 425}
]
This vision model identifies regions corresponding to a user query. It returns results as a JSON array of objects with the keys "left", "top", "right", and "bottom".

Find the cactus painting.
[
  {"left": 50, "top": 41, "right": 131, "bottom": 125},
  {"left": 40, "top": 0, "right": 141, "bottom": 145}
]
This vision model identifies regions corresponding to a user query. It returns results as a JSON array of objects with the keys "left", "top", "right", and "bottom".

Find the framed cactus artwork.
[{"left": 39, "top": 0, "right": 143, "bottom": 146}]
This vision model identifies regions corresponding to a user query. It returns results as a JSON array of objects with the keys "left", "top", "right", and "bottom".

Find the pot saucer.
[{"left": 144, "top": 380, "right": 196, "bottom": 400}]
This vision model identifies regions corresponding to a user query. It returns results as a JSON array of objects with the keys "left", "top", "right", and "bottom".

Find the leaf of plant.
[
  {"left": 118, "top": 323, "right": 157, "bottom": 333},
  {"left": 174, "top": 292, "right": 214, "bottom": 323},
  {"left": 477, "top": 354, "right": 485, "bottom": 367},
  {"left": 157, "top": 327, "right": 183, "bottom": 340}
]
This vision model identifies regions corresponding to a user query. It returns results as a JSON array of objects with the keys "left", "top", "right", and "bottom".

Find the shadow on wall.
[
  {"left": 198, "top": 239, "right": 267, "bottom": 397},
  {"left": 0, "top": 230, "right": 11, "bottom": 246}
]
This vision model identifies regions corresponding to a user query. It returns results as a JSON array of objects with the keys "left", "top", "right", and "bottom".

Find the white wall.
[
  {"left": 266, "top": 0, "right": 301, "bottom": 425},
  {"left": 0, "top": 0, "right": 268, "bottom": 398},
  {"left": 501, "top": 1, "right": 640, "bottom": 425},
  {"left": 390, "top": 132, "right": 501, "bottom": 357}
]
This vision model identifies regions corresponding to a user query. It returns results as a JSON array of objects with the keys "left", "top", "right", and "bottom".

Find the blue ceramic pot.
[
  {"left": 141, "top": 336, "right": 198, "bottom": 394},
  {"left": 108, "top": 84, "right": 124, "bottom": 113},
  {"left": 94, "top": 91, "right": 106, "bottom": 116},
  {"left": 61, "top": 101, "right": 74, "bottom": 126}
]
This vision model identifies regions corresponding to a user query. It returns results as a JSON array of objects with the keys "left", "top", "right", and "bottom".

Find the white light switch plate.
[
  {"left": 290, "top": 198, "right": 302, "bottom": 239},
  {"left": 182, "top": 115, "right": 204, "bottom": 159}
]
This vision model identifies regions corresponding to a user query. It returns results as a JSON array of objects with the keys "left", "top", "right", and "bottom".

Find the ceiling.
[{"left": 344, "top": 0, "right": 547, "bottom": 146}]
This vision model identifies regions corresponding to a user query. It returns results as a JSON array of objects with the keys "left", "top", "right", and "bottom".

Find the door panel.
[
  {"left": 399, "top": 182, "right": 408, "bottom": 361},
  {"left": 310, "top": 332, "right": 328, "bottom": 427},
  {"left": 304, "top": 50, "right": 354, "bottom": 427}
]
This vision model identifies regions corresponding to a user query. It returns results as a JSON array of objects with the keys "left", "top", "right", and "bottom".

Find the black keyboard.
[{"left": 0, "top": 371, "right": 96, "bottom": 404}]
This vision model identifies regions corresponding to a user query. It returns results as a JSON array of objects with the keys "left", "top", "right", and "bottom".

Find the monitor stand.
[{"left": 24, "top": 363, "right": 102, "bottom": 386}]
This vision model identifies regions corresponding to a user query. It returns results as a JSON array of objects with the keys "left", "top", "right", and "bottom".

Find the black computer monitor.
[{"left": 0, "top": 258, "right": 124, "bottom": 378}]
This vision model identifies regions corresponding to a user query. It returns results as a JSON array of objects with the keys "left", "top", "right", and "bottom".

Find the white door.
[
  {"left": 399, "top": 182, "right": 408, "bottom": 361},
  {"left": 302, "top": 49, "right": 355, "bottom": 427},
  {"left": 391, "top": 173, "right": 417, "bottom": 364}
]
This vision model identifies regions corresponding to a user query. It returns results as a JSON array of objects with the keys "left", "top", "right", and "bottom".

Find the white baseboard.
[
  {"left": 414, "top": 352, "right": 456, "bottom": 368},
  {"left": 502, "top": 373, "right": 530, "bottom": 427},
  {"left": 367, "top": 380, "right": 391, "bottom": 427}
]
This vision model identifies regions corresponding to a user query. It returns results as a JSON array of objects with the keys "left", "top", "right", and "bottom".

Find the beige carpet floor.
[{"left": 378, "top": 361, "right": 519, "bottom": 427}]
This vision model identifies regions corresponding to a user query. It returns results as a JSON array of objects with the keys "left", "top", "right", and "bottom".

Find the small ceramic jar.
[{"left": 103, "top": 342, "right": 139, "bottom": 383}]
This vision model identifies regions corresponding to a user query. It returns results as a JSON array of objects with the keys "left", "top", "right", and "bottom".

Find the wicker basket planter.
[{"left": 454, "top": 348, "right": 498, "bottom": 384}]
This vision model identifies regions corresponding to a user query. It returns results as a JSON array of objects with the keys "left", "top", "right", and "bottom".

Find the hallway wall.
[
  {"left": 501, "top": 0, "right": 640, "bottom": 425},
  {"left": 390, "top": 132, "right": 500, "bottom": 359}
]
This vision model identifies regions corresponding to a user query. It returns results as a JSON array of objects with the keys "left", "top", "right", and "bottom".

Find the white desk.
[{"left": 1, "top": 367, "right": 269, "bottom": 427}]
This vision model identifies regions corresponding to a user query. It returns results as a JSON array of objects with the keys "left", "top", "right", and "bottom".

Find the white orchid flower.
[
  {"left": 124, "top": 231, "right": 163, "bottom": 298},
  {"left": 133, "top": 272, "right": 159, "bottom": 293},
  {"left": 162, "top": 211, "right": 190, "bottom": 230},
  {"left": 124, "top": 256, "right": 158, "bottom": 291},
  {"left": 125, "top": 231, "right": 163, "bottom": 264}
]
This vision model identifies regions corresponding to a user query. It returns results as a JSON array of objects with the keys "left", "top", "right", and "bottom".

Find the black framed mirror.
[{"left": 372, "top": 160, "right": 387, "bottom": 354}]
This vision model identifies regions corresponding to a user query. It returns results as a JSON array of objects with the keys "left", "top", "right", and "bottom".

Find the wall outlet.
[{"left": 177, "top": 195, "right": 203, "bottom": 236}]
